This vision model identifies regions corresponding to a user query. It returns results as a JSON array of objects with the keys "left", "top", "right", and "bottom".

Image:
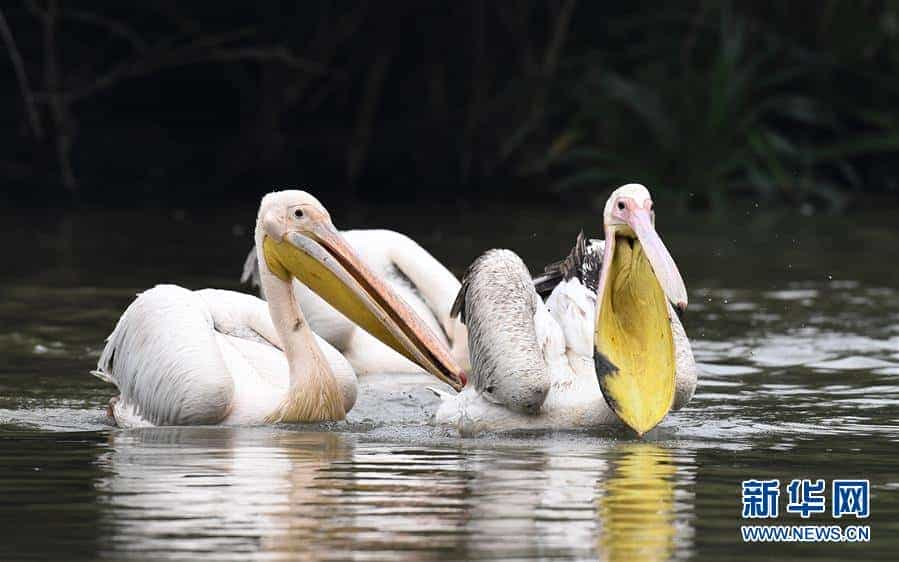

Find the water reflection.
[
  {"left": 96, "top": 428, "right": 357, "bottom": 561},
  {"left": 93, "top": 429, "right": 697, "bottom": 561},
  {"left": 596, "top": 444, "right": 693, "bottom": 562},
  {"left": 462, "top": 443, "right": 609, "bottom": 559}
]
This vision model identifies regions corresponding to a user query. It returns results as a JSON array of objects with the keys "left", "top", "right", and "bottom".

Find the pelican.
[
  {"left": 93, "top": 190, "right": 466, "bottom": 427},
  {"left": 434, "top": 184, "right": 697, "bottom": 436},
  {"left": 241, "top": 229, "right": 470, "bottom": 374}
]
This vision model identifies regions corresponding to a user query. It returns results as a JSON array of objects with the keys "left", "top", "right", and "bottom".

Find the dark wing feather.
[
  {"left": 449, "top": 267, "right": 472, "bottom": 324},
  {"left": 532, "top": 231, "right": 602, "bottom": 297}
]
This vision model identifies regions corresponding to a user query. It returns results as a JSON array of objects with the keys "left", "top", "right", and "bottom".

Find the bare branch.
[
  {"left": 30, "top": 23, "right": 335, "bottom": 105},
  {"left": 205, "top": 47, "right": 332, "bottom": 74},
  {"left": 283, "top": 2, "right": 368, "bottom": 107},
  {"left": 542, "top": 0, "right": 577, "bottom": 77},
  {"left": 0, "top": 7, "right": 43, "bottom": 138},
  {"left": 62, "top": 9, "right": 148, "bottom": 52},
  {"left": 39, "top": 0, "right": 78, "bottom": 194},
  {"left": 173, "top": 26, "right": 257, "bottom": 51}
]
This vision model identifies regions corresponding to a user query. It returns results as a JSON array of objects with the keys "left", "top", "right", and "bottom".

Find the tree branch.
[
  {"left": 35, "top": 31, "right": 334, "bottom": 104},
  {"left": 542, "top": 0, "right": 577, "bottom": 78},
  {"left": 37, "top": 0, "right": 78, "bottom": 194},
  {"left": 62, "top": 9, "right": 147, "bottom": 52},
  {"left": 0, "top": 7, "right": 43, "bottom": 138}
]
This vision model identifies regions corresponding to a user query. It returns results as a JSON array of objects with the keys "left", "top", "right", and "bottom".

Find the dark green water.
[{"left": 1, "top": 202, "right": 897, "bottom": 561}]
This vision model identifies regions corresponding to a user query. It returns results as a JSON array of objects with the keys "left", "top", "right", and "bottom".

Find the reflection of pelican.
[
  {"left": 457, "top": 441, "right": 694, "bottom": 560},
  {"left": 96, "top": 428, "right": 354, "bottom": 559},
  {"left": 94, "top": 191, "right": 465, "bottom": 427},
  {"left": 96, "top": 428, "right": 470, "bottom": 559},
  {"left": 596, "top": 444, "right": 689, "bottom": 562},
  {"left": 435, "top": 184, "right": 697, "bottom": 435},
  {"left": 461, "top": 444, "right": 609, "bottom": 559},
  {"left": 94, "top": 432, "right": 694, "bottom": 560},
  {"left": 242, "top": 229, "right": 471, "bottom": 374}
]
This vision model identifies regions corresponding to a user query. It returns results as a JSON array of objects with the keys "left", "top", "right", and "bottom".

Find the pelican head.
[
  {"left": 256, "top": 190, "right": 467, "bottom": 391},
  {"left": 595, "top": 184, "right": 688, "bottom": 435}
]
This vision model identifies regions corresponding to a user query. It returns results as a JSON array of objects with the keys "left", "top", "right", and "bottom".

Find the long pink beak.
[{"left": 624, "top": 208, "right": 688, "bottom": 311}]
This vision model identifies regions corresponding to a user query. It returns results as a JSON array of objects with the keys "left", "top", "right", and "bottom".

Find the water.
[{"left": 1, "top": 202, "right": 898, "bottom": 561}]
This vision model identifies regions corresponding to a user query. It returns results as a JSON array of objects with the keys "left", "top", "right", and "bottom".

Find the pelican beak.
[
  {"left": 262, "top": 221, "right": 466, "bottom": 392},
  {"left": 594, "top": 208, "right": 687, "bottom": 435},
  {"left": 624, "top": 209, "right": 688, "bottom": 312}
]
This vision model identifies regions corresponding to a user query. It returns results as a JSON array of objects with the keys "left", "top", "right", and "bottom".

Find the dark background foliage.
[{"left": 2, "top": 0, "right": 899, "bottom": 211}]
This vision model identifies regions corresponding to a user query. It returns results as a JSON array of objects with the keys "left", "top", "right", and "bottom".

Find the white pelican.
[
  {"left": 242, "top": 229, "right": 470, "bottom": 374},
  {"left": 434, "top": 184, "right": 697, "bottom": 436},
  {"left": 93, "top": 190, "right": 466, "bottom": 427}
]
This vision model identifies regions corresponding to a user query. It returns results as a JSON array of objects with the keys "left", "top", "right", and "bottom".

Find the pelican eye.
[
  {"left": 649, "top": 203, "right": 654, "bottom": 212},
  {"left": 294, "top": 209, "right": 304, "bottom": 219},
  {"left": 617, "top": 201, "right": 625, "bottom": 211}
]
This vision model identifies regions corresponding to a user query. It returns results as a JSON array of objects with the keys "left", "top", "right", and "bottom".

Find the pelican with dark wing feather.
[{"left": 434, "top": 184, "right": 697, "bottom": 436}]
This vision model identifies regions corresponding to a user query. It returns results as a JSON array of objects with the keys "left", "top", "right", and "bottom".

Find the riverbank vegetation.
[{"left": 1, "top": 1, "right": 897, "bottom": 211}]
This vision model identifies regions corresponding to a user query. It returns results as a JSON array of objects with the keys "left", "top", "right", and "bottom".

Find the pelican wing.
[
  {"left": 448, "top": 271, "right": 469, "bottom": 323},
  {"left": 363, "top": 229, "right": 463, "bottom": 345},
  {"left": 451, "top": 250, "right": 555, "bottom": 413},
  {"left": 240, "top": 245, "right": 262, "bottom": 291},
  {"left": 533, "top": 231, "right": 604, "bottom": 298},
  {"left": 94, "top": 285, "right": 289, "bottom": 426}
]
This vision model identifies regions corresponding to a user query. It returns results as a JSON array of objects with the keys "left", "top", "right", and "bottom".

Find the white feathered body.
[{"left": 94, "top": 285, "right": 356, "bottom": 427}]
